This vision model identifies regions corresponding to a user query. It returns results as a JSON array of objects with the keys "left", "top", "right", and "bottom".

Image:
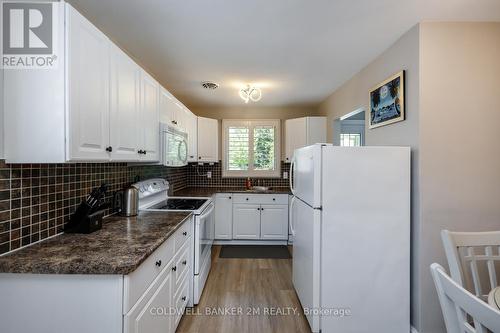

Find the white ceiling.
[{"left": 68, "top": 0, "right": 500, "bottom": 108}]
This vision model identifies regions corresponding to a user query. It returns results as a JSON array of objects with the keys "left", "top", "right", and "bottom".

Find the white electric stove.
[{"left": 133, "top": 179, "right": 214, "bottom": 305}]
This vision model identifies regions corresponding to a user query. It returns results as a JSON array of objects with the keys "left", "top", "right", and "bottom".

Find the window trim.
[
  {"left": 340, "top": 133, "right": 362, "bottom": 147},
  {"left": 222, "top": 119, "right": 281, "bottom": 178}
]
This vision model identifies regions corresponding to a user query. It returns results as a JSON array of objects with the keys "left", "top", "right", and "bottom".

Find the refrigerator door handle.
[
  {"left": 289, "top": 196, "right": 296, "bottom": 236},
  {"left": 289, "top": 156, "right": 296, "bottom": 196}
]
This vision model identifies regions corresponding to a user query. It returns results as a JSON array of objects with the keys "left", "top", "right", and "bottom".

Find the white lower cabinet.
[
  {"left": 214, "top": 194, "right": 233, "bottom": 239},
  {"left": 232, "top": 204, "right": 261, "bottom": 239},
  {"left": 227, "top": 194, "right": 289, "bottom": 241},
  {"left": 124, "top": 265, "right": 174, "bottom": 333},
  {"left": 260, "top": 205, "right": 289, "bottom": 240},
  {"left": 125, "top": 218, "right": 193, "bottom": 333},
  {"left": 0, "top": 218, "right": 193, "bottom": 333}
]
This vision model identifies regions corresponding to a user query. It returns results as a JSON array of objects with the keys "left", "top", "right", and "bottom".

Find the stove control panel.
[{"left": 132, "top": 178, "right": 169, "bottom": 199}]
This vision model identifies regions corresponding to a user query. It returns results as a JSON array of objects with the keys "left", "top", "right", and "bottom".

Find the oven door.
[
  {"left": 194, "top": 202, "right": 214, "bottom": 275},
  {"left": 162, "top": 125, "right": 188, "bottom": 167}
]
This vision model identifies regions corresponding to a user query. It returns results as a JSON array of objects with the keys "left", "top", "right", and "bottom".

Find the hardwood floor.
[{"left": 177, "top": 246, "right": 311, "bottom": 333}]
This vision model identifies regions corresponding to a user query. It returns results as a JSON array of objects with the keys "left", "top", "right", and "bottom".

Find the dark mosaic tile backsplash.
[
  {"left": 187, "top": 162, "right": 291, "bottom": 188},
  {"left": 0, "top": 160, "right": 187, "bottom": 255},
  {"left": 0, "top": 159, "right": 290, "bottom": 255}
]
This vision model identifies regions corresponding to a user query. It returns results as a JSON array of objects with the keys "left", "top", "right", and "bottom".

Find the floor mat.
[{"left": 219, "top": 245, "right": 291, "bottom": 259}]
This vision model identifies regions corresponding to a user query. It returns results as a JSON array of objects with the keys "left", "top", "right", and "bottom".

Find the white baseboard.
[
  {"left": 411, "top": 326, "right": 419, "bottom": 333},
  {"left": 213, "top": 240, "right": 288, "bottom": 246}
]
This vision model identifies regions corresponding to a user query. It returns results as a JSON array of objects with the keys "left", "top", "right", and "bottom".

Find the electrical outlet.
[
  {"left": 283, "top": 172, "right": 288, "bottom": 179},
  {"left": 207, "top": 171, "right": 212, "bottom": 178}
]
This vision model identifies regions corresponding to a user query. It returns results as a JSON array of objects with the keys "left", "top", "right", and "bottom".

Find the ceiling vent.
[{"left": 201, "top": 81, "right": 219, "bottom": 90}]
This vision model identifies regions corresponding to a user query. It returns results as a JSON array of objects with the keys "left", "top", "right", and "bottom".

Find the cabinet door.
[
  {"left": 260, "top": 204, "right": 289, "bottom": 240},
  {"left": 184, "top": 110, "right": 198, "bottom": 162},
  {"left": 285, "top": 118, "right": 307, "bottom": 162},
  {"left": 66, "top": 5, "right": 110, "bottom": 161},
  {"left": 174, "top": 102, "right": 186, "bottom": 131},
  {"left": 109, "top": 45, "right": 140, "bottom": 161},
  {"left": 139, "top": 71, "right": 160, "bottom": 162},
  {"left": 232, "top": 204, "right": 260, "bottom": 239},
  {"left": 124, "top": 269, "right": 173, "bottom": 333},
  {"left": 215, "top": 194, "right": 233, "bottom": 239},
  {"left": 306, "top": 117, "right": 327, "bottom": 146},
  {"left": 197, "top": 117, "right": 219, "bottom": 162},
  {"left": 159, "top": 87, "right": 176, "bottom": 127}
]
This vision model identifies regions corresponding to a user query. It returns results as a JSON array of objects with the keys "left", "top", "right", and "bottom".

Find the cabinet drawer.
[
  {"left": 124, "top": 261, "right": 174, "bottom": 333},
  {"left": 233, "top": 193, "right": 288, "bottom": 205},
  {"left": 173, "top": 275, "right": 190, "bottom": 329},
  {"left": 123, "top": 237, "right": 175, "bottom": 314},
  {"left": 173, "top": 238, "right": 191, "bottom": 290},
  {"left": 174, "top": 218, "right": 192, "bottom": 252}
]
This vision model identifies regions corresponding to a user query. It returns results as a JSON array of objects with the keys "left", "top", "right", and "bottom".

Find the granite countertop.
[
  {"left": 0, "top": 211, "right": 192, "bottom": 275},
  {"left": 174, "top": 187, "right": 292, "bottom": 197}
]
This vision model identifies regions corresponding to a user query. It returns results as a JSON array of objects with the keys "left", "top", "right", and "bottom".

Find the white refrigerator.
[{"left": 290, "top": 144, "right": 410, "bottom": 333}]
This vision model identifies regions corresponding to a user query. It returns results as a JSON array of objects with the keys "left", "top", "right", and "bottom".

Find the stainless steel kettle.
[{"left": 113, "top": 186, "right": 139, "bottom": 217}]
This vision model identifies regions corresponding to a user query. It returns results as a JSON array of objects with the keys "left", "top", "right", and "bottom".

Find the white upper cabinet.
[
  {"left": 139, "top": 71, "right": 160, "bottom": 162},
  {"left": 4, "top": 3, "right": 66, "bottom": 163},
  {"left": 109, "top": 45, "right": 141, "bottom": 161},
  {"left": 284, "top": 117, "right": 327, "bottom": 162},
  {"left": 66, "top": 5, "right": 110, "bottom": 161},
  {"left": 160, "top": 87, "right": 176, "bottom": 126},
  {"left": 173, "top": 102, "right": 186, "bottom": 131},
  {"left": 3, "top": 3, "right": 162, "bottom": 163},
  {"left": 159, "top": 88, "right": 186, "bottom": 130},
  {"left": 184, "top": 109, "right": 198, "bottom": 162},
  {"left": 197, "top": 117, "right": 219, "bottom": 162}
]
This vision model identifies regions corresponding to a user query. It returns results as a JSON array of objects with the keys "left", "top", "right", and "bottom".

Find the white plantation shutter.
[
  {"left": 222, "top": 120, "right": 280, "bottom": 178},
  {"left": 227, "top": 127, "right": 249, "bottom": 170}
]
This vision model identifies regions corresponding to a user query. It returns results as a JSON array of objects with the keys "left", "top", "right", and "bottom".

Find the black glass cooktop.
[{"left": 153, "top": 198, "right": 207, "bottom": 211}]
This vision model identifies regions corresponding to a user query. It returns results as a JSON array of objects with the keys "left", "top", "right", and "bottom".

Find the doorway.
[{"left": 333, "top": 108, "right": 365, "bottom": 146}]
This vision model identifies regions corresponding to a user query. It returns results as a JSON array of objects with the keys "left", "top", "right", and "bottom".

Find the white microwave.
[{"left": 160, "top": 123, "right": 188, "bottom": 167}]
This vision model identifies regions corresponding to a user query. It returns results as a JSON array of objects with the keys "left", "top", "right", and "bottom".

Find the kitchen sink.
[{"left": 250, "top": 186, "right": 271, "bottom": 192}]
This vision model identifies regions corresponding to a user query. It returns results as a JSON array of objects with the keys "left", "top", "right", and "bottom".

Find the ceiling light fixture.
[{"left": 239, "top": 85, "right": 262, "bottom": 104}]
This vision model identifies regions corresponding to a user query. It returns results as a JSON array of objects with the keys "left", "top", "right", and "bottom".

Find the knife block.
[{"left": 64, "top": 209, "right": 104, "bottom": 234}]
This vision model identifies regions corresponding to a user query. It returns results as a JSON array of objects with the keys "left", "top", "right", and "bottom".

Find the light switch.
[
  {"left": 207, "top": 171, "right": 212, "bottom": 178},
  {"left": 283, "top": 172, "right": 288, "bottom": 179}
]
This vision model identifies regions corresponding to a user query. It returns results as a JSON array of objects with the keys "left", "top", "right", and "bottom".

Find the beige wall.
[
  {"left": 191, "top": 106, "right": 322, "bottom": 161},
  {"left": 419, "top": 22, "right": 500, "bottom": 333},
  {"left": 318, "top": 24, "right": 422, "bottom": 329},
  {"left": 318, "top": 22, "right": 500, "bottom": 333}
]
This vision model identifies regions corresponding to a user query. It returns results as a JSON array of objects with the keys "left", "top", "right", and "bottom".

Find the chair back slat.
[
  {"left": 431, "top": 263, "right": 500, "bottom": 333},
  {"left": 467, "top": 247, "right": 484, "bottom": 298},
  {"left": 442, "top": 230, "right": 500, "bottom": 300},
  {"left": 486, "top": 246, "right": 498, "bottom": 290}
]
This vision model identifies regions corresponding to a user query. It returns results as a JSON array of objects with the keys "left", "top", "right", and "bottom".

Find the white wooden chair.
[
  {"left": 441, "top": 230, "right": 500, "bottom": 301},
  {"left": 431, "top": 263, "right": 500, "bottom": 333}
]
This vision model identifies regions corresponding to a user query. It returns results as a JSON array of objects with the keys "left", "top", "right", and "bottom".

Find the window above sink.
[{"left": 222, "top": 119, "right": 281, "bottom": 178}]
